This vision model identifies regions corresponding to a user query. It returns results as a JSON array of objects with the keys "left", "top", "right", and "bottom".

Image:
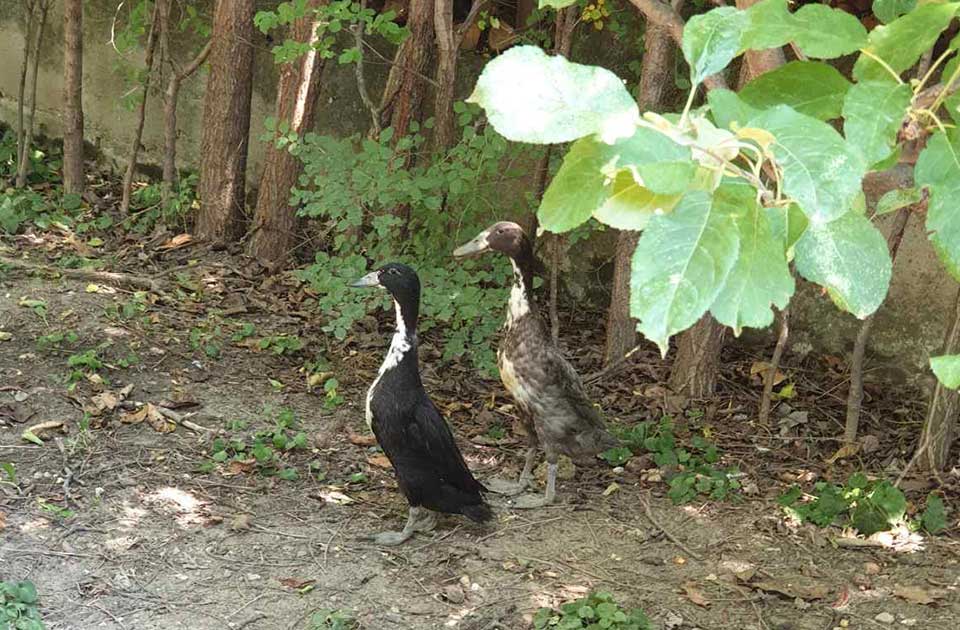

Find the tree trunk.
[
  {"left": 120, "top": 0, "right": 165, "bottom": 215},
  {"left": 15, "top": 0, "right": 49, "bottom": 189},
  {"left": 758, "top": 306, "right": 790, "bottom": 424},
  {"left": 668, "top": 315, "right": 727, "bottom": 397},
  {"left": 196, "top": 0, "right": 256, "bottom": 243},
  {"left": 735, "top": 0, "right": 785, "bottom": 84},
  {"left": 604, "top": 23, "right": 675, "bottom": 365},
  {"left": 247, "top": 1, "right": 327, "bottom": 267},
  {"left": 844, "top": 207, "right": 912, "bottom": 443},
  {"left": 162, "top": 40, "right": 212, "bottom": 204},
  {"left": 15, "top": 1, "right": 36, "bottom": 185},
  {"left": 379, "top": 0, "right": 434, "bottom": 139},
  {"left": 918, "top": 288, "right": 960, "bottom": 471},
  {"left": 62, "top": 0, "right": 85, "bottom": 195},
  {"left": 432, "top": 0, "right": 458, "bottom": 153}
]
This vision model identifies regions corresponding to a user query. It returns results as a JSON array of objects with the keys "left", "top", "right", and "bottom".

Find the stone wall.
[{"left": 0, "top": 0, "right": 954, "bottom": 375}]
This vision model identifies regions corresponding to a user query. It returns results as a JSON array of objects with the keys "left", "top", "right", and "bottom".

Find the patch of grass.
[
  {"left": 0, "top": 580, "right": 45, "bottom": 630},
  {"left": 258, "top": 334, "right": 304, "bottom": 356},
  {"left": 198, "top": 408, "right": 307, "bottom": 480},
  {"left": 779, "top": 474, "right": 949, "bottom": 536},
  {"left": 104, "top": 291, "right": 152, "bottom": 323},
  {"left": 36, "top": 329, "right": 79, "bottom": 352},
  {"left": 37, "top": 498, "right": 75, "bottom": 522},
  {"left": 533, "top": 591, "right": 651, "bottom": 630},
  {"left": 66, "top": 348, "right": 105, "bottom": 389}
]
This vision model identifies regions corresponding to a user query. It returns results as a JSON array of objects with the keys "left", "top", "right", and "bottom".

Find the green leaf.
[
  {"left": 682, "top": 7, "right": 749, "bottom": 86},
  {"left": 538, "top": 0, "right": 576, "bottom": 7},
  {"left": 739, "top": 61, "right": 850, "bottom": 121},
  {"left": 791, "top": 5, "right": 868, "bottom": 59},
  {"left": 707, "top": 89, "right": 759, "bottom": 130},
  {"left": 876, "top": 187, "right": 922, "bottom": 215},
  {"left": 842, "top": 81, "right": 913, "bottom": 168},
  {"left": 794, "top": 211, "right": 892, "bottom": 318},
  {"left": 852, "top": 481, "right": 906, "bottom": 536},
  {"left": 613, "top": 126, "right": 696, "bottom": 195},
  {"left": 930, "top": 354, "right": 960, "bottom": 389},
  {"left": 539, "top": 137, "right": 608, "bottom": 232},
  {"left": 711, "top": 198, "right": 795, "bottom": 335},
  {"left": 467, "top": 45, "right": 639, "bottom": 144},
  {"left": 741, "top": 0, "right": 795, "bottom": 51},
  {"left": 593, "top": 172, "right": 679, "bottom": 231},
  {"left": 853, "top": 3, "right": 959, "bottom": 82},
  {"left": 916, "top": 129, "right": 960, "bottom": 280},
  {"left": 873, "top": 0, "right": 917, "bottom": 24},
  {"left": 21, "top": 430, "right": 43, "bottom": 446},
  {"left": 750, "top": 105, "right": 866, "bottom": 223},
  {"left": 631, "top": 190, "right": 740, "bottom": 356},
  {"left": 766, "top": 203, "right": 808, "bottom": 257},
  {"left": 921, "top": 493, "right": 947, "bottom": 534}
]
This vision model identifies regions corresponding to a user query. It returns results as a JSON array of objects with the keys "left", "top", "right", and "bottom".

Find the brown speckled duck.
[{"left": 453, "top": 221, "right": 617, "bottom": 508}]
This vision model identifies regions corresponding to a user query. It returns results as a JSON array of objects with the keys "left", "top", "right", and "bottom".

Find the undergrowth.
[
  {"left": 533, "top": 591, "right": 651, "bottom": 630},
  {"left": 0, "top": 580, "right": 45, "bottom": 630}
]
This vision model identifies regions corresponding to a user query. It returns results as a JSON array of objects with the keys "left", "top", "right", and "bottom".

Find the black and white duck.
[
  {"left": 453, "top": 222, "right": 617, "bottom": 508},
  {"left": 351, "top": 262, "right": 493, "bottom": 544}
]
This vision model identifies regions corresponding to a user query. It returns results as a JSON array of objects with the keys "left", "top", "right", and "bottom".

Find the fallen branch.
[
  {"left": 641, "top": 492, "right": 703, "bottom": 561},
  {"left": 759, "top": 306, "right": 790, "bottom": 425},
  {"left": 0, "top": 256, "right": 168, "bottom": 293}
]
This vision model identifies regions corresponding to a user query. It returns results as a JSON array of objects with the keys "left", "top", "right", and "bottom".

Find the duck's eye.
[{"left": 497, "top": 229, "right": 504, "bottom": 234}]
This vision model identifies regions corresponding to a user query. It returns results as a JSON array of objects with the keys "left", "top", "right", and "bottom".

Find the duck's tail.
[{"left": 462, "top": 501, "right": 494, "bottom": 524}]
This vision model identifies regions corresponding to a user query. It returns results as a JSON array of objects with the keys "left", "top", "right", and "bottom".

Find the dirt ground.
[{"left": 2, "top": 238, "right": 960, "bottom": 630}]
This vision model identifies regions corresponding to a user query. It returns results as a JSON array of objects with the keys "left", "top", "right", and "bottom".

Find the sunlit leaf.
[
  {"left": 873, "top": 0, "right": 917, "bottom": 24},
  {"left": 593, "top": 172, "right": 680, "bottom": 231},
  {"left": 842, "top": 81, "right": 913, "bottom": 168},
  {"left": 930, "top": 354, "right": 960, "bottom": 389},
  {"left": 739, "top": 61, "right": 850, "bottom": 120},
  {"left": 682, "top": 7, "right": 748, "bottom": 85},
  {"left": 791, "top": 5, "right": 868, "bottom": 59},
  {"left": 707, "top": 88, "right": 760, "bottom": 130},
  {"left": 741, "top": 0, "right": 794, "bottom": 50},
  {"left": 853, "top": 3, "right": 959, "bottom": 82},
  {"left": 915, "top": 129, "right": 960, "bottom": 281}
]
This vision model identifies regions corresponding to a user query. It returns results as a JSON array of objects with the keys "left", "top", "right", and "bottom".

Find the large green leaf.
[
  {"left": 842, "top": 81, "right": 912, "bottom": 168},
  {"left": 682, "top": 7, "right": 749, "bottom": 86},
  {"left": 631, "top": 190, "right": 740, "bottom": 356},
  {"left": 794, "top": 211, "right": 892, "bottom": 318},
  {"left": 741, "top": 0, "right": 794, "bottom": 50},
  {"left": 613, "top": 127, "right": 696, "bottom": 195},
  {"left": 791, "top": 5, "right": 868, "bottom": 59},
  {"left": 750, "top": 105, "right": 866, "bottom": 224},
  {"left": 711, "top": 192, "right": 795, "bottom": 335},
  {"left": 766, "top": 203, "right": 809, "bottom": 260},
  {"left": 707, "top": 89, "right": 760, "bottom": 130},
  {"left": 539, "top": 137, "right": 610, "bottom": 233},
  {"left": 467, "top": 45, "right": 639, "bottom": 144},
  {"left": 853, "top": 3, "right": 959, "bottom": 82},
  {"left": 931, "top": 355, "right": 960, "bottom": 389},
  {"left": 739, "top": 61, "right": 850, "bottom": 121},
  {"left": 915, "top": 129, "right": 960, "bottom": 281},
  {"left": 873, "top": 0, "right": 917, "bottom": 24},
  {"left": 593, "top": 172, "right": 680, "bottom": 231}
]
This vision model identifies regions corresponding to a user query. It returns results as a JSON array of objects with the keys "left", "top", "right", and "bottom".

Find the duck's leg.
[
  {"left": 507, "top": 453, "right": 558, "bottom": 510},
  {"left": 485, "top": 432, "right": 539, "bottom": 496},
  {"left": 367, "top": 506, "right": 437, "bottom": 546}
]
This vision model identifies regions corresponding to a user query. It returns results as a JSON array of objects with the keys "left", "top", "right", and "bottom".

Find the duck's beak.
[
  {"left": 453, "top": 230, "right": 490, "bottom": 257},
  {"left": 350, "top": 271, "right": 380, "bottom": 288}
]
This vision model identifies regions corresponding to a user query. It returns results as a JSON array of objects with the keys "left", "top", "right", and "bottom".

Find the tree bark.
[
  {"left": 15, "top": 0, "right": 36, "bottom": 184},
  {"left": 758, "top": 306, "right": 789, "bottom": 424},
  {"left": 62, "top": 0, "right": 85, "bottom": 195},
  {"left": 246, "top": 1, "right": 327, "bottom": 267},
  {"left": 918, "top": 288, "right": 960, "bottom": 471},
  {"left": 844, "top": 207, "right": 912, "bottom": 443},
  {"left": 735, "top": 0, "right": 785, "bottom": 85},
  {"left": 668, "top": 315, "right": 727, "bottom": 397},
  {"left": 196, "top": 0, "right": 256, "bottom": 243},
  {"left": 120, "top": 0, "right": 165, "bottom": 215},
  {"left": 604, "top": 23, "right": 675, "bottom": 365},
  {"left": 379, "top": 0, "right": 435, "bottom": 140},
  {"left": 431, "top": 0, "right": 484, "bottom": 153},
  {"left": 162, "top": 40, "right": 212, "bottom": 204},
  {"left": 15, "top": 0, "right": 49, "bottom": 189}
]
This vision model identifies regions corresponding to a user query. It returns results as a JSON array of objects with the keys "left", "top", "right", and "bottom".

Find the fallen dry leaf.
[
  {"left": 279, "top": 577, "right": 315, "bottom": 590},
  {"left": 750, "top": 361, "right": 786, "bottom": 385},
  {"left": 0, "top": 511, "right": 6, "bottom": 530},
  {"left": 121, "top": 403, "right": 175, "bottom": 433},
  {"left": 367, "top": 454, "right": 391, "bottom": 469},
  {"left": 24, "top": 420, "right": 65, "bottom": 440},
  {"left": 158, "top": 233, "right": 193, "bottom": 250},
  {"left": 348, "top": 432, "right": 377, "bottom": 447},
  {"left": 88, "top": 391, "right": 119, "bottom": 415},
  {"left": 826, "top": 443, "right": 860, "bottom": 464},
  {"left": 683, "top": 582, "right": 710, "bottom": 607},
  {"left": 230, "top": 514, "right": 252, "bottom": 531},
  {"left": 753, "top": 575, "right": 830, "bottom": 601},
  {"left": 894, "top": 585, "right": 946, "bottom": 605},
  {"left": 224, "top": 459, "right": 257, "bottom": 476}
]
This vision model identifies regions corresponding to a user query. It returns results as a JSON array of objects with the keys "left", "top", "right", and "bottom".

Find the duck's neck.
[
  {"left": 506, "top": 244, "right": 536, "bottom": 328},
  {"left": 379, "top": 298, "right": 418, "bottom": 377}
]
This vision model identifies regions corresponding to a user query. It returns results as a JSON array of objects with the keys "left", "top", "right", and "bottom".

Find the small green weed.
[
  {"left": 258, "top": 334, "right": 304, "bottom": 355},
  {"left": 199, "top": 408, "right": 307, "bottom": 479},
  {"left": 36, "top": 330, "right": 79, "bottom": 352},
  {"left": 779, "top": 474, "right": 948, "bottom": 536},
  {"left": 307, "top": 608, "right": 358, "bottom": 630},
  {"left": 37, "top": 499, "right": 75, "bottom": 521},
  {"left": 322, "top": 378, "right": 344, "bottom": 410},
  {"left": 0, "top": 580, "right": 45, "bottom": 630},
  {"left": 1, "top": 462, "right": 17, "bottom": 489},
  {"left": 231, "top": 322, "right": 257, "bottom": 342},
  {"left": 485, "top": 424, "right": 506, "bottom": 441},
  {"left": 66, "top": 348, "right": 104, "bottom": 389},
  {"left": 189, "top": 325, "right": 223, "bottom": 359},
  {"left": 104, "top": 291, "right": 151, "bottom": 322},
  {"left": 533, "top": 591, "right": 651, "bottom": 630},
  {"left": 602, "top": 417, "right": 741, "bottom": 504}
]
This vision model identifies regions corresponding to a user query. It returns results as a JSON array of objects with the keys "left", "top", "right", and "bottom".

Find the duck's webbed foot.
[
  {"left": 486, "top": 443, "right": 539, "bottom": 496},
  {"left": 364, "top": 506, "right": 437, "bottom": 546},
  {"left": 504, "top": 459, "right": 558, "bottom": 510}
]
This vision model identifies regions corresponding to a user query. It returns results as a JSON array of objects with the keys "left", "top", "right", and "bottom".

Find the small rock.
[
  {"left": 441, "top": 585, "right": 465, "bottom": 604},
  {"left": 612, "top": 466, "right": 624, "bottom": 474},
  {"left": 874, "top": 612, "right": 895, "bottom": 624},
  {"left": 900, "top": 619, "right": 917, "bottom": 626},
  {"left": 626, "top": 453, "right": 655, "bottom": 472},
  {"left": 864, "top": 562, "right": 881, "bottom": 575},
  {"left": 861, "top": 434, "right": 881, "bottom": 454}
]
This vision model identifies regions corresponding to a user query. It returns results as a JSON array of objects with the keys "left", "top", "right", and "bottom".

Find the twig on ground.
[
  {"left": 0, "top": 256, "right": 168, "bottom": 293},
  {"left": 640, "top": 492, "right": 703, "bottom": 561}
]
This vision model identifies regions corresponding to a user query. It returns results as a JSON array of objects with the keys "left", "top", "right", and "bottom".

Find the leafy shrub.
[
  {"left": 533, "top": 591, "right": 651, "bottom": 630},
  {"left": 1, "top": 580, "right": 45, "bottom": 630}
]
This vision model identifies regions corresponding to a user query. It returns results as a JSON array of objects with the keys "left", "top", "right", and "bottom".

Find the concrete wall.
[{"left": 0, "top": 1, "right": 954, "bottom": 374}]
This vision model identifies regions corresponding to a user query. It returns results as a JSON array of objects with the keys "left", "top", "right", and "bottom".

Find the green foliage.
[
  {"left": 0, "top": 462, "right": 17, "bottom": 488},
  {"left": 36, "top": 330, "right": 79, "bottom": 352},
  {"left": 308, "top": 609, "right": 358, "bottom": 630},
  {"left": 738, "top": 61, "right": 850, "bottom": 121},
  {"left": 930, "top": 354, "right": 960, "bottom": 389},
  {"left": 66, "top": 349, "right": 103, "bottom": 386},
  {"left": 779, "top": 473, "right": 944, "bottom": 536},
  {"left": 842, "top": 81, "right": 912, "bottom": 167},
  {"left": 199, "top": 408, "right": 306, "bottom": 480},
  {"left": 290, "top": 108, "right": 532, "bottom": 374},
  {"left": 916, "top": 129, "right": 960, "bottom": 281},
  {"left": 532, "top": 591, "right": 652, "bottom": 630},
  {"left": 0, "top": 580, "right": 45, "bottom": 630},
  {"left": 258, "top": 335, "right": 304, "bottom": 356},
  {"left": 125, "top": 173, "right": 198, "bottom": 234},
  {"left": 853, "top": 3, "right": 958, "bottom": 82},
  {"left": 682, "top": 7, "right": 748, "bottom": 86},
  {"left": 189, "top": 324, "right": 223, "bottom": 359}
]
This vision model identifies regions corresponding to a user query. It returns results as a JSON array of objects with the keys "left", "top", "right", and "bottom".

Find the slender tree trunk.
[
  {"left": 379, "top": 0, "right": 434, "bottom": 139},
  {"left": 15, "top": 0, "right": 49, "bottom": 189},
  {"left": 62, "top": 0, "right": 85, "bottom": 195},
  {"left": 15, "top": 0, "right": 36, "bottom": 186},
  {"left": 432, "top": 0, "right": 458, "bottom": 153},
  {"left": 604, "top": 23, "right": 675, "bottom": 365},
  {"left": 162, "top": 40, "right": 212, "bottom": 204},
  {"left": 844, "top": 207, "right": 912, "bottom": 442},
  {"left": 758, "top": 306, "right": 790, "bottom": 424},
  {"left": 196, "top": 0, "right": 256, "bottom": 243},
  {"left": 918, "top": 288, "right": 960, "bottom": 471},
  {"left": 247, "top": 1, "right": 327, "bottom": 267},
  {"left": 120, "top": 0, "right": 165, "bottom": 215}
]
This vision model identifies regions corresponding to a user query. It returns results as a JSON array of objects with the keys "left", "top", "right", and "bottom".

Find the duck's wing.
[
  {"left": 409, "top": 400, "right": 487, "bottom": 494},
  {"left": 541, "top": 348, "right": 618, "bottom": 455}
]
